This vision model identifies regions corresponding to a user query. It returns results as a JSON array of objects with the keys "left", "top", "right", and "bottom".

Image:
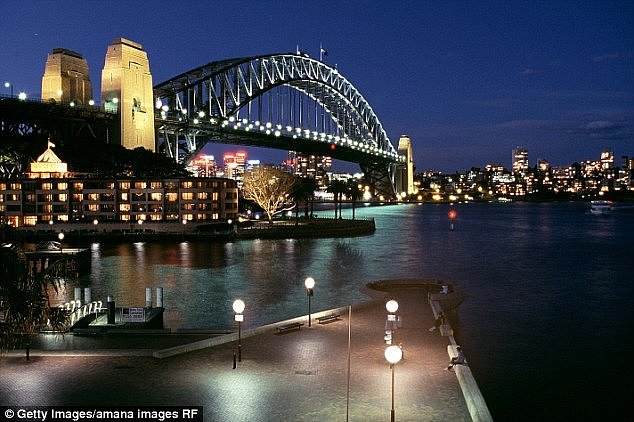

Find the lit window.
[
  {"left": 135, "top": 182, "right": 147, "bottom": 189},
  {"left": 74, "top": 182, "right": 83, "bottom": 190},
  {"left": 121, "top": 192, "right": 129, "bottom": 201},
  {"left": 151, "top": 182, "right": 162, "bottom": 189},
  {"left": 58, "top": 194, "right": 67, "bottom": 201},
  {"left": 181, "top": 181, "right": 193, "bottom": 188},
  {"left": 166, "top": 193, "right": 178, "bottom": 202},
  {"left": 212, "top": 192, "right": 218, "bottom": 201},
  {"left": 42, "top": 183, "right": 53, "bottom": 190},
  {"left": 150, "top": 192, "right": 162, "bottom": 201},
  {"left": 24, "top": 216, "right": 38, "bottom": 226},
  {"left": 57, "top": 183, "right": 68, "bottom": 190},
  {"left": 89, "top": 193, "right": 99, "bottom": 201},
  {"left": 119, "top": 204, "right": 130, "bottom": 211},
  {"left": 181, "top": 192, "right": 194, "bottom": 200},
  {"left": 120, "top": 182, "right": 130, "bottom": 189},
  {"left": 88, "top": 204, "right": 99, "bottom": 211}
]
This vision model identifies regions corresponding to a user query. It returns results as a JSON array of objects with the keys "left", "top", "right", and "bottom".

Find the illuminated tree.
[
  {"left": 0, "top": 245, "right": 71, "bottom": 360},
  {"left": 242, "top": 166, "right": 296, "bottom": 224}
]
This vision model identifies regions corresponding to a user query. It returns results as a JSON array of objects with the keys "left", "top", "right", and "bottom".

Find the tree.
[
  {"left": 291, "top": 177, "right": 317, "bottom": 224},
  {"left": 0, "top": 245, "right": 71, "bottom": 359},
  {"left": 346, "top": 179, "right": 363, "bottom": 220},
  {"left": 242, "top": 166, "right": 296, "bottom": 224},
  {"left": 327, "top": 180, "right": 347, "bottom": 219}
]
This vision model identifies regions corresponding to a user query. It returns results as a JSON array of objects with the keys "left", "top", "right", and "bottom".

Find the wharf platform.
[{"left": 0, "top": 282, "right": 489, "bottom": 421}]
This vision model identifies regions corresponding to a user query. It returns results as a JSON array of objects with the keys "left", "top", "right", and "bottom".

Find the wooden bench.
[
  {"left": 317, "top": 314, "right": 340, "bottom": 324},
  {"left": 275, "top": 322, "right": 304, "bottom": 334}
]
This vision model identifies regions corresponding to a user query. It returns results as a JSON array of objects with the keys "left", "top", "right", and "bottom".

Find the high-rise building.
[
  {"left": 287, "top": 151, "right": 331, "bottom": 187},
  {"left": 600, "top": 147, "right": 614, "bottom": 170},
  {"left": 101, "top": 38, "right": 155, "bottom": 152},
  {"left": 512, "top": 146, "right": 529, "bottom": 174},
  {"left": 41, "top": 48, "right": 93, "bottom": 106}
]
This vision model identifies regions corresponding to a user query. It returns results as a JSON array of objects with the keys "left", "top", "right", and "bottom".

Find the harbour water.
[{"left": 62, "top": 202, "right": 632, "bottom": 420}]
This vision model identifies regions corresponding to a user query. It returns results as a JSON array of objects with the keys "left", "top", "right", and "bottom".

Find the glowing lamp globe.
[
  {"left": 386, "top": 300, "right": 398, "bottom": 313},
  {"left": 385, "top": 345, "right": 403, "bottom": 364},
  {"left": 304, "top": 277, "right": 315, "bottom": 290},
  {"left": 233, "top": 299, "right": 245, "bottom": 314}
]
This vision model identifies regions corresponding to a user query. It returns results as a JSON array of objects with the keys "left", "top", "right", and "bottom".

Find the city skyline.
[{"left": 1, "top": 1, "right": 632, "bottom": 171}]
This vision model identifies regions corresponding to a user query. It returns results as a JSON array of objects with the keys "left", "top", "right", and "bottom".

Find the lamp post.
[
  {"left": 385, "top": 345, "right": 403, "bottom": 422},
  {"left": 4, "top": 82, "right": 13, "bottom": 97},
  {"left": 58, "top": 232, "right": 64, "bottom": 253},
  {"left": 386, "top": 299, "right": 398, "bottom": 345},
  {"left": 304, "top": 276, "right": 315, "bottom": 327},
  {"left": 233, "top": 299, "right": 245, "bottom": 362}
]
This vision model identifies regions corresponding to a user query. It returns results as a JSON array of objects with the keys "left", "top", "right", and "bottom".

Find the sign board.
[{"left": 121, "top": 307, "right": 145, "bottom": 322}]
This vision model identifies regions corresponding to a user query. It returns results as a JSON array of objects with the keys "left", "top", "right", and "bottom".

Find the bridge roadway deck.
[{"left": 0, "top": 289, "right": 471, "bottom": 421}]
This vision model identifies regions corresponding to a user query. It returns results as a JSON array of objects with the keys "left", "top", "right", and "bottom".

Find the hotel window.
[
  {"left": 0, "top": 183, "right": 5, "bottom": 190},
  {"left": 183, "top": 214, "right": 193, "bottom": 221},
  {"left": 150, "top": 192, "right": 162, "bottom": 201},
  {"left": 88, "top": 204, "right": 99, "bottom": 212},
  {"left": 24, "top": 216, "right": 38, "bottom": 226},
  {"left": 197, "top": 213, "right": 206, "bottom": 220},
  {"left": 58, "top": 215, "right": 68, "bottom": 222},
  {"left": 57, "top": 182, "right": 68, "bottom": 190},
  {"left": 182, "top": 204, "right": 194, "bottom": 210},
  {"left": 150, "top": 181, "right": 162, "bottom": 189},
  {"left": 212, "top": 213, "right": 219, "bottom": 220},
  {"left": 212, "top": 192, "right": 219, "bottom": 201},
  {"left": 119, "top": 204, "right": 130, "bottom": 212},
  {"left": 121, "top": 215, "right": 130, "bottom": 221},
  {"left": 58, "top": 194, "right": 68, "bottom": 201},
  {"left": 120, "top": 192, "right": 129, "bottom": 201},
  {"left": 166, "top": 193, "right": 178, "bottom": 202},
  {"left": 10, "top": 183, "right": 21, "bottom": 190},
  {"left": 73, "top": 193, "right": 82, "bottom": 201},
  {"left": 89, "top": 193, "right": 99, "bottom": 201},
  {"left": 135, "top": 182, "right": 147, "bottom": 189},
  {"left": 181, "top": 181, "right": 193, "bottom": 188},
  {"left": 120, "top": 182, "right": 130, "bottom": 189},
  {"left": 197, "top": 192, "right": 208, "bottom": 200},
  {"left": 73, "top": 182, "right": 83, "bottom": 190},
  {"left": 181, "top": 192, "right": 194, "bottom": 200},
  {"left": 41, "top": 204, "right": 52, "bottom": 213},
  {"left": 42, "top": 182, "right": 53, "bottom": 190}
]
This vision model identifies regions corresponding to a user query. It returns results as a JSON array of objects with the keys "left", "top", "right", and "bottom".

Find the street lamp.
[
  {"left": 233, "top": 299, "right": 245, "bottom": 362},
  {"left": 18, "top": 92, "right": 27, "bottom": 101},
  {"left": 386, "top": 300, "right": 398, "bottom": 345},
  {"left": 4, "top": 82, "right": 13, "bottom": 97},
  {"left": 385, "top": 345, "right": 403, "bottom": 422},
  {"left": 58, "top": 232, "right": 64, "bottom": 253},
  {"left": 304, "top": 276, "right": 315, "bottom": 327}
]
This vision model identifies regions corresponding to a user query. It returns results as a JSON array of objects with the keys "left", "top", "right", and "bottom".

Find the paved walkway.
[{"left": 0, "top": 287, "right": 471, "bottom": 421}]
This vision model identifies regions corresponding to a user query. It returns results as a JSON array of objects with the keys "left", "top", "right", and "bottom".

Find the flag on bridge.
[{"left": 320, "top": 43, "right": 328, "bottom": 61}]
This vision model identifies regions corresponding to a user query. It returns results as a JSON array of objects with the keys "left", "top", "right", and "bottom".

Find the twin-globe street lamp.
[
  {"left": 233, "top": 299, "right": 245, "bottom": 362},
  {"left": 385, "top": 299, "right": 398, "bottom": 345},
  {"left": 304, "top": 276, "right": 315, "bottom": 327}
]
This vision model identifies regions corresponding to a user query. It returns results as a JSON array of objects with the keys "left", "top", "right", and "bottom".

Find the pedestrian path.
[{"left": 1, "top": 282, "right": 480, "bottom": 421}]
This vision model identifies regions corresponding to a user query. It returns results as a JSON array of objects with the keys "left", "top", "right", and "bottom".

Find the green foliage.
[{"left": 0, "top": 245, "right": 72, "bottom": 354}]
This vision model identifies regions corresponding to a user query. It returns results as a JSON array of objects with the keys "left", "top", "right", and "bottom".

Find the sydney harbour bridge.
[{"left": 1, "top": 49, "right": 407, "bottom": 198}]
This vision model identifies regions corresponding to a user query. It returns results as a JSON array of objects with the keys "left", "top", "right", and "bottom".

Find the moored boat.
[{"left": 590, "top": 200, "right": 613, "bottom": 214}]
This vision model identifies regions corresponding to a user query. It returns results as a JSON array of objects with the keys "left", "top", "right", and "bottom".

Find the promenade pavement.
[{"left": 0, "top": 287, "right": 471, "bottom": 421}]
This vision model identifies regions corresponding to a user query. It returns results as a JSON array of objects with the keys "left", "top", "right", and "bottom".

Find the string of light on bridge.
[{"left": 157, "top": 105, "right": 402, "bottom": 161}]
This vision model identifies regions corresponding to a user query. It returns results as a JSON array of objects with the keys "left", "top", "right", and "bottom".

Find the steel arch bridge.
[{"left": 153, "top": 53, "right": 404, "bottom": 198}]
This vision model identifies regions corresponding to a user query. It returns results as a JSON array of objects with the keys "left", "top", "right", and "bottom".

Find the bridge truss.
[{"left": 153, "top": 54, "right": 404, "bottom": 198}]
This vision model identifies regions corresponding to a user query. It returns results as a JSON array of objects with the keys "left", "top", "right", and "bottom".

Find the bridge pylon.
[{"left": 101, "top": 38, "right": 155, "bottom": 152}]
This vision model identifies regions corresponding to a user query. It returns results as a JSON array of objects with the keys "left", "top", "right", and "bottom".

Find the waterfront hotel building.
[{"left": 0, "top": 144, "right": 238, "bottom": 228}]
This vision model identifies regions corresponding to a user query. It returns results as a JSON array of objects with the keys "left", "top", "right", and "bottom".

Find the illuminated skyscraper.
[
  {"left": 287, "top": 151, "right": 331, "bottom": 187},
  {"left": 512, "top": 147, "right": 529, "bottom": 174},
  {"left": 600, "top": 147, "right": 614, "bottom": 170}
]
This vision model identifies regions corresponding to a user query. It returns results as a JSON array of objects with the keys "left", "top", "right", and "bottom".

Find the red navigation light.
[
  {"left": 448, "top": 210, "right": 457, "bottom": 220},
  {"left": 330, "top": 144, "right": 336, "bottom": 150}
]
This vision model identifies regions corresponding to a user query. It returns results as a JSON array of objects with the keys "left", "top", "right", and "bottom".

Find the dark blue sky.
[{"left": 1, "top": 1, "right": 632, "bottom": 172}]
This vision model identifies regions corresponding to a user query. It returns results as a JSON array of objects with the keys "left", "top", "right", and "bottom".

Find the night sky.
[{"left": 1, "top": 1, "right": 632, "bottom": 172}]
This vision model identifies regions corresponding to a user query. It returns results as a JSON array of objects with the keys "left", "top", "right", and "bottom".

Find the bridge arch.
[{"left": 154, "top": 53, "right": 402, "bottom": 197}]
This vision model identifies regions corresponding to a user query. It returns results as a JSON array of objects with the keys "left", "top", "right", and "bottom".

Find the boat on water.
[{"left": 590, "top": 200, "right": 613, "bottom": 214}]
